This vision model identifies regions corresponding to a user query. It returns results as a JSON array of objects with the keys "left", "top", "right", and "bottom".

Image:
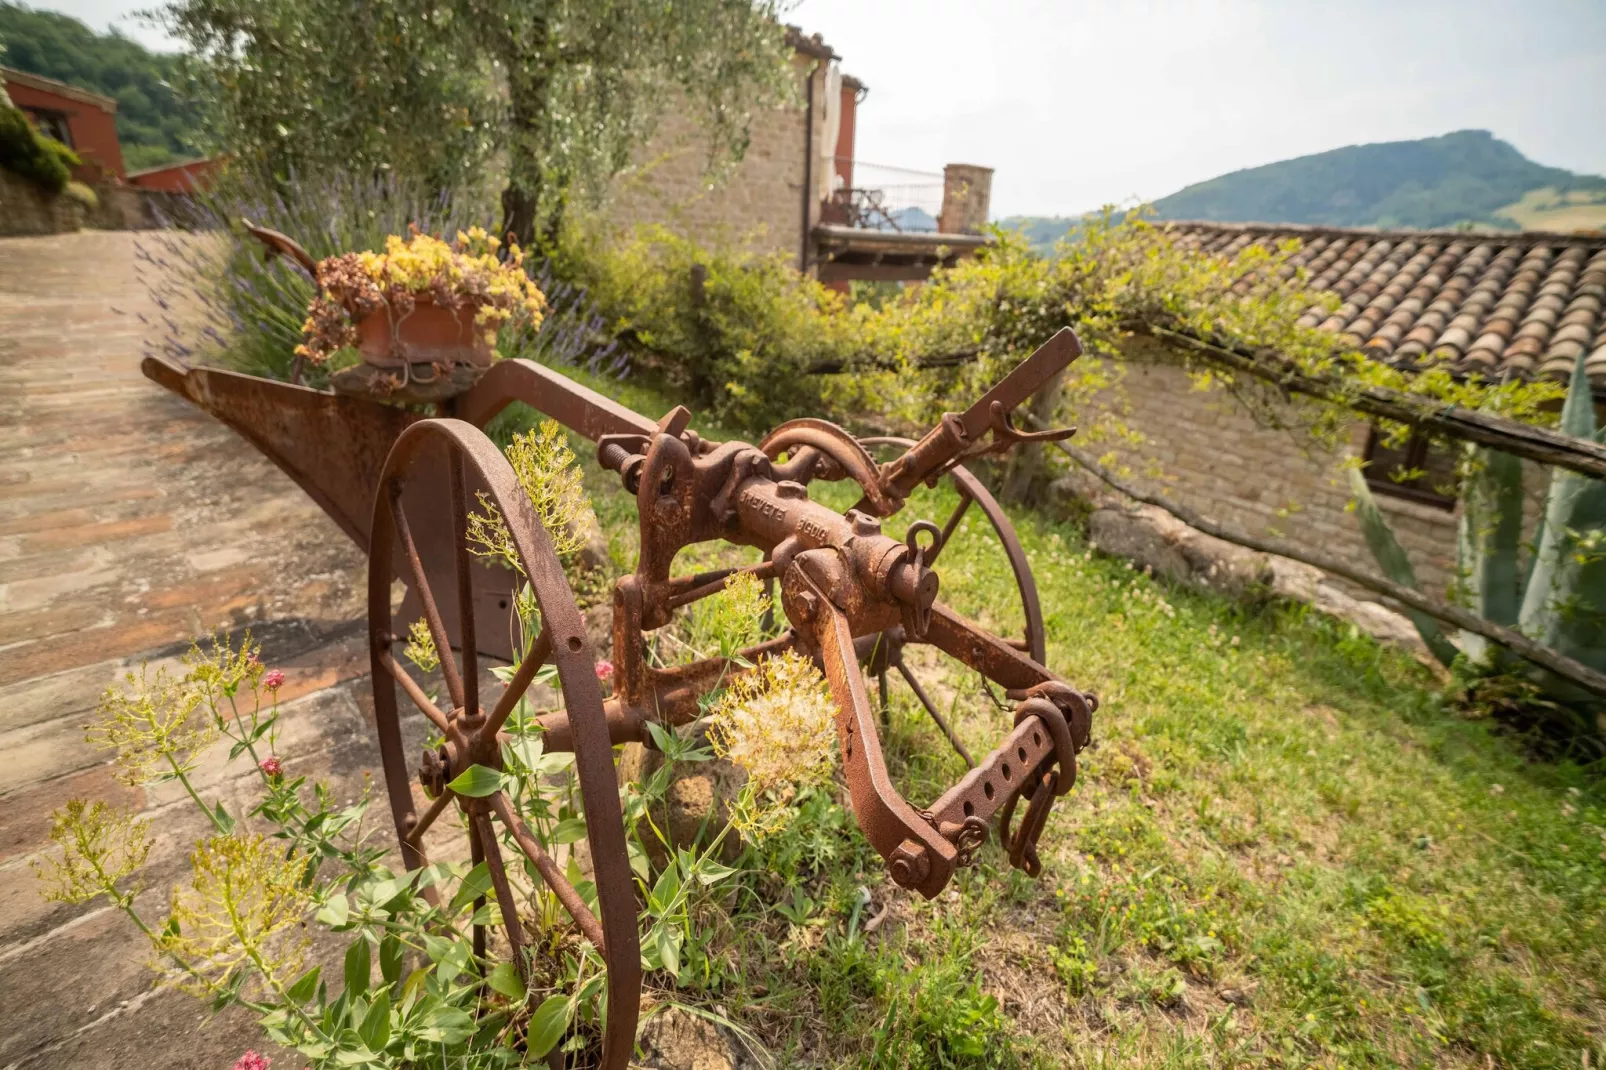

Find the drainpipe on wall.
[{"left": 800, "top": 58, "right": 818, "bottom": 274}]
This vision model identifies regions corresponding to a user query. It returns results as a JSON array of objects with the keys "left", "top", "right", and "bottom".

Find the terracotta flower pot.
[{"left": 355, "top": 295, "right": 494, "bottom": 369}]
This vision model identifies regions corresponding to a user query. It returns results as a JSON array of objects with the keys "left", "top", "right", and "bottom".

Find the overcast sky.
[
  {"left": 792, "top": 0, "right": 1606, "bottom": 216},
  {"left": 31, "top": 0, "right": 1606, "bottom": 218}
]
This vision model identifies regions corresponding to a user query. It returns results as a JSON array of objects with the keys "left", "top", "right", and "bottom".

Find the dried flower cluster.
[
  {"left": 707, "top": 651, "right": 837, "bottom": 797},
  {"left": 185, "top": 634, "right": 267, "bottom": 697},
  {"left": 294, "top": 226, "right": 546, "bottom": 365},
  {"left": 159, "top": 834, "right": 312, "bottom": 998},
  {"left": 33, "top": 800, "right": 154, "bottom": 905},
  {"left": 467, "top": 421, "right": 592, "bottom": 571}
]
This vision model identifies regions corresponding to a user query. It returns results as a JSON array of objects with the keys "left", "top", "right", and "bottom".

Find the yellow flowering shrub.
[
  {"left": 466, "top": 420, "right": 593, "bottom": 572},
  {"left": 33, "top": 800, "right": 154, "bottom": 906},
  {"left": 91, "top": 663, "right": 218, "bottom": 786}
]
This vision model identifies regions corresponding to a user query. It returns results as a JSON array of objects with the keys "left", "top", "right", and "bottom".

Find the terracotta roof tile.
[{"left": 1163, "top": 221, "right": 1606, "bottom": 389}]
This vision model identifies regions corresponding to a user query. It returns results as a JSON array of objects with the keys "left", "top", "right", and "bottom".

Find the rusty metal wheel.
[
  {"left": 366, "top": 417, "right": 639, "bottom": 1069},
  {"left": 858, "top": 435, "right": 1047, "bottom": 769}
]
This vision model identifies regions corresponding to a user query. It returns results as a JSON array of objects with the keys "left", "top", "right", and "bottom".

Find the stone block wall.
[
  {"left": 0, "top": 166, "right": 83, "bottom": 236},
  {"left": 1067, "top": 337, "right": 1552, "bottom": 600},
  {"left": 602, "top": 52, "right": 825, "bottom": 264}
]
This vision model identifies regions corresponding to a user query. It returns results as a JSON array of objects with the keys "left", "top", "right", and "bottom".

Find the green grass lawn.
[{"left": 497, "top": 374, "right": 1606, "bottom": 1069}]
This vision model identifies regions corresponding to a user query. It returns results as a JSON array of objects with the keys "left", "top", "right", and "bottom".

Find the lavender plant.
[{"left": 137, "top": 168, "right": 625, "bottom": 390}]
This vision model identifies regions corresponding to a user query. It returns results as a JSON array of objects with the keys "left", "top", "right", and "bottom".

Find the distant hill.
[
  {"left": 890, "top": 206, "right": 937, "bottom": 232},
  {"left": 1002, "top": 130, "right": 1606, "bottom": 254},
  {"left": 0, "top": 2, "right": 201, "bottom": 170}
]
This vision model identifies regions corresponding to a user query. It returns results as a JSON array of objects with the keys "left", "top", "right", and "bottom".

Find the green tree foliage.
[
  {"left": 1154, "top": 130, "right": 1605, "bottom": 230},
  {"left": 0, "top": 2, "right": 202, "bottom": 169},
  {"left": 473, "top": 0, "right": 797, "bottom": 246},
  {"left": 1005, "top": 131, "right": 1606, "bottom": 252},
  {"left": 156, "top": 0, "right": 798, "bottom": 243},
  {"left": 159, "top": 0, "right": 496, "bottom": 196},
  {"left": 0, "top": 96, "right": 78, "bottom": 191}
]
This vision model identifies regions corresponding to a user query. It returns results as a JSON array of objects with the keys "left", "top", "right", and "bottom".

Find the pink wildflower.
[
  {"left": 259, "top": 757, "right": 283, "bottom": 777},
  {"left": 262, "top": 669, "right": 285, "bottom": 691},
  {"left": 233, "top": 1053, "right": 271, "bottom": 1070},
  {"left": 594, "top": 660, "right": 615, "bottom": 681}
]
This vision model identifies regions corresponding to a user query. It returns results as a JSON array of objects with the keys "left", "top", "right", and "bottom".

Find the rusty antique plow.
[{"left": 146, "top": 303, "right": 1096, "bottom": 1067}]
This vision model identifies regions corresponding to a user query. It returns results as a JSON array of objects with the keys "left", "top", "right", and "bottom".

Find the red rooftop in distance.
[{"left": 3, "top": 65, "right": 219, "bottom": 192}]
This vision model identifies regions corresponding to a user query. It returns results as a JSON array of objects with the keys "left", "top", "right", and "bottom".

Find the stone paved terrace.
[{"left": 0, "top": 231, "right": 377, "bottom": 1068}]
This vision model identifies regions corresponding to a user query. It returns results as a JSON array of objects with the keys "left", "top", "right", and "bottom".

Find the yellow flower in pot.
[{"left": 294, "top": 225, "right": 546, "bottom": 373}]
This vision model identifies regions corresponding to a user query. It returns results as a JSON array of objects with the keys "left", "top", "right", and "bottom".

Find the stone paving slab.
[{"left": 0, "top": 231, "right": 386, "bottom": 1069}]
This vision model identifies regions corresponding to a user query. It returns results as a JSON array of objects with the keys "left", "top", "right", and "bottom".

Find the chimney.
[{"left": 938, "top": 163, "right": 993, "bottom": 235}]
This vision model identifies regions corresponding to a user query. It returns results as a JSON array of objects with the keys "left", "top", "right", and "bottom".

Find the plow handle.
[{"left": 879, "top": 327, "right": 1082, "bottom": 500}]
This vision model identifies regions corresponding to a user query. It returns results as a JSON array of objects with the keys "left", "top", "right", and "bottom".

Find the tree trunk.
[
  {"left": 497, "top": 25, "right": 552, "bottom": 250},
  {"left": 500, "top": 181, "right": 539, "bottom": 250}
]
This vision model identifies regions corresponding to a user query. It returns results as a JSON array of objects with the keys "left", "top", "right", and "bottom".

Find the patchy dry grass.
[{"left": 496, "top": 381, "right": 1606, "bottom": 1068}]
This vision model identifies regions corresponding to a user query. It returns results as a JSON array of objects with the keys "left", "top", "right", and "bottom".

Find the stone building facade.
[
  {"left": 603, "top": 41, "right": 830, "bottom": 268},
  {"left": 1072, "top": 221, "right": 1606, "bottom": 601},
  {"left": 602, "top": 28, "right": 993, "bottom": 282}
]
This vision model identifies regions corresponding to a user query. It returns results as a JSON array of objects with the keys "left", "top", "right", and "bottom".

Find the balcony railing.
[{"left": 819, "top": 159, "right": 944, "bottom": 233}]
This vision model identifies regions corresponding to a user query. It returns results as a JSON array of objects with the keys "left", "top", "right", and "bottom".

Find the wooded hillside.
[
  {"left": 0, "top": 2, "right": 201, "bottom": 169},
  {"left": 1004, "top": 130, "right": 1606, "bottom": 254}
]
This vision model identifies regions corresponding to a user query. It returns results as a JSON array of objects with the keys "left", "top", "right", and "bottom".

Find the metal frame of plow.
[{"left": 144, "top": 327, "right": 1099, "bottom": 1069}]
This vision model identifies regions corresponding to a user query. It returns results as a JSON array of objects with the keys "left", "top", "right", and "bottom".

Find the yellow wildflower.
[
  {"left": 687, "top": 571, "right": 771, "bottom": 659},
  {"left": 708, "top": 651, "right": 837, "bottom": 795},
  {"left": 183, "top": 632, "right": 264, "bottom": 698},
  {"left": 33, "top": 799, "right": 153, "bottom": 905},
  {"left": 404, "top": 617, "right": 440, "bottom": 673},
  {"left": 466, "top": 421, "right": 592, "bottom": 570},
  {"left": 90, "top": 663, "right": 218, "bottom": 786},
  {"left": 159, "top": 834, "right": 311, "bottom": 998}
]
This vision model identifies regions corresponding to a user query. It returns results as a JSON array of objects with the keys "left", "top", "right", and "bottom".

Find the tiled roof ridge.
[
  {"left": 1157, "top": 219, "right": 1606, "bottom": 388},
  {"left": 1160, "top": 218, "right": 1606, "bottom": 251}
]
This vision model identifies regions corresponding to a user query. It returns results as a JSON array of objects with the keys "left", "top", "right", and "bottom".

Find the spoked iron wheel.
[
  {"left": 366, "top": 418, "right": 639, "bottom": 1069},
  {"left": 859, "top": 436, "right": 1047, "bottom": 770}
]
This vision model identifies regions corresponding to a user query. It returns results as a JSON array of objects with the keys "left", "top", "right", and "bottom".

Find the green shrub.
[
  {"left": 0, "top": 103, "right": 77, "bottom": 193},
  {"left": 554, "top": 223, "right": 868, "bottom": 431},
  {"left": 63, "top": 179, "right": 97, "bottom": 211}
]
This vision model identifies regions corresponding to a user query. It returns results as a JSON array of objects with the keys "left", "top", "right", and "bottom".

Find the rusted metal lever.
[
  {"left": 241, "top": 218, "right": 318, "bottom": 277},
  {"left": 788, "top": 544, "right": 1094, "bottom": 896},
  {"left": 880, "top": 327, "right": 1083, "bottom": 500}
]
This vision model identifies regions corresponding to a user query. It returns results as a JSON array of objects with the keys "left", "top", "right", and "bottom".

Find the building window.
[
  {"left": 24, "top": 108, "right": 74, "bottom": 148},
  {"left": 1362, "top": 425, "right": 1458, "bottom": 510}
]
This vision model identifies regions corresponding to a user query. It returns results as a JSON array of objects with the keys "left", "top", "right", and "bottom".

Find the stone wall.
[
  {"left": 1070, "top": 337, "right": 1547, "bottom": 600},
  {"left": 0, "top": 166, "right": 83, "bottom": 236},
  {"left": 601, "top": 52, "right": 826, "bottom": 263}
]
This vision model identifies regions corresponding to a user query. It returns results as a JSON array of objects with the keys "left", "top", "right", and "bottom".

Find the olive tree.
[
  {"left": 159, "top": 0, "right": 798, "bottom": 242},
  {"left": 161, "top": 0, "right": 498, "bottom": 195}
]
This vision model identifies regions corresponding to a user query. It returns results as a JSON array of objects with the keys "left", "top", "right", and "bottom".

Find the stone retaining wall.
[{"left": 0, "top": 166, "right": 83, "bottom": 236}]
